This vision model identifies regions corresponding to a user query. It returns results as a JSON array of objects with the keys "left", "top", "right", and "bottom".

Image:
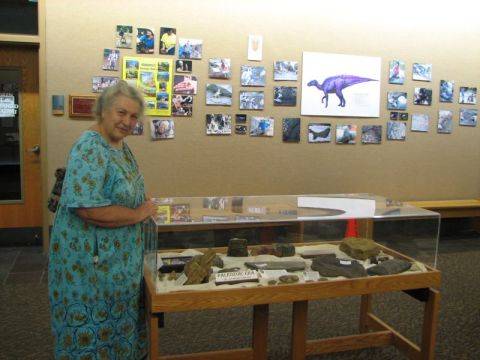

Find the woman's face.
[{"left": 100, "top": 95, "right": 140, "bottom": 145}]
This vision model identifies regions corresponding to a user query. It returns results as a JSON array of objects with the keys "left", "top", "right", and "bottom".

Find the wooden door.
[{"left": 0, "top": 45, "right": 41, "bottom": 229}]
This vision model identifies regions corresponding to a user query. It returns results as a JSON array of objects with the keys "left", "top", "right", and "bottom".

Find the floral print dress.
[{"left": 48, "top": 131, "right": 147, "bottom": 360}]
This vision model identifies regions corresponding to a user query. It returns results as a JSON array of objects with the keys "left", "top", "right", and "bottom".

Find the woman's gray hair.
[{"left": 95, "top": 80, "right": 145, "bottom": 120}]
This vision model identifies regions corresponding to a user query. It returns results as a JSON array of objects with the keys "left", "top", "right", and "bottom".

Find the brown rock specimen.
[
  {"left": 339, "top": 237, "right": 380, "bottom": 260},
  {"left": 184, "top": 248, "right": 217, "bottom": 285},
  {"left": 227, "top": 238, "right": 249, "bottom": 257},
  {"left": 273, "top": 243, "right": 295, "bottom": 257}
]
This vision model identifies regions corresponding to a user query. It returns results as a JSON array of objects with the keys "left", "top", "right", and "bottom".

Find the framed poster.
[
  {"left": 68, "top": 95, "right": 96, "bottom": 118},
  {"left": 301, "top": 52, "right": 381, "bottom": 117}
]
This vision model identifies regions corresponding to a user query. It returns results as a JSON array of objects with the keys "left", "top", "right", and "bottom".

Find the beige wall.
[{"left": 44, "top": 0, "right": 480, "bottom": 203}]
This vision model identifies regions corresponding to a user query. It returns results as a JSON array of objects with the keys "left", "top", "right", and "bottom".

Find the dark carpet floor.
[{"left": 1, "top": 232, "right": 479, "bottom": 359}]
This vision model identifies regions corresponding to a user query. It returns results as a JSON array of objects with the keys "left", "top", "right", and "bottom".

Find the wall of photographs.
[{"left": 45, "top": 0, "right": 480, "bottom": 201}]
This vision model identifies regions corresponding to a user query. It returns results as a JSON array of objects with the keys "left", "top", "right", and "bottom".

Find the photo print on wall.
[
  {"left": 248, "top": 34, "right": 263, "bottom": 61},
  {"left": 171, "top": 95, "right": 193, "bottom": 117},
  {"left": 151, "top": 119, "right": 175, "bottom": 139},
  {"left": 386, "top": 121, "right": 406, "bottom": 140},
  {"left": 439, "top": 80, "right": 455, "bottom": 102},
  {"left": 206, "top": 84, "right": 233, "bottom": 106},
  {"left": 388, "top": 60, "right": 405, "bottom": 85},
  {"left": 173, "top": 74, "right": 198, "bottom": 95},
  {"left": 387, "top": 91, "right": 407, "bottom": 110},
  {"left": 301, "top": 52, "right": 381, "bottom": 117},
  {"left": 175, "top": 59, "right": 192, "bottom": 73},
  {"left": 459, "top": 108, "right": 477, "bottom": 126},
  {"left": 413, "top": 88, "right": 433, "bottom": 106},
  {"left": 132, "top": 120, "right": 144, "bottom": 135},
  {"left": 92, "top": 76, "right": 119, "bottom": 93},
  {"left": 459, "top": 87, "right": 477, "bottom": 104},
  {"left": 336, "top": 124, "right": 357, "bottom": 144},
  {"left": 208, "top": 58, "right": 231, "bottom": 79},
  {"left": 239, "top": 91, "right": 264, "bottom": 110},
  {"left": 178, "top": 38, "right": 203, "bottom": 59},
  {"left": 361, "top": 125, "right": 382, "bottom": 144},
  {"left": 240, "top": 65, "right": 266, "bottom": 86},
  {"left": 206, "top": 114, "right": 232, "bottom": 135},
  {"left": 411, "top": 113, "right": 430, "bottom": 132},
  {"left": 308, "top": 123, "right": 331, "bottom": 143},
  {"left": 274, "top": 86, "right": 297, "bottom": 106},
  {"left": 438, "top": 110, "right": 453, "bottom": 134},
  {"left": 273, "top": 60, "right": 298, "bottom": 81},
  {"left": 136, "top": 27, "right": 155, "bottom": 54},
  {"left": 282, "top": 118, "right": 300, "bottom": 142},
  {"left": 116, "top": 25, "right": 133, "bottom": 49},
  {"left": 159, "top": 27, "right": 177, "bottom": 55},
  {"left": 235, "top": 114, "right": 247, "bottom": 135},
  {"left": 102, "top": 49, "right": 120, "bottom": 71},
  {"left": 412, "top": 63, "right": 432, "bottom": 81},
  {"left": 250, "top": 116, "right": 274, "bottom": 137}
]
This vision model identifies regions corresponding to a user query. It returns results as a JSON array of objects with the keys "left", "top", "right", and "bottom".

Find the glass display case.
[{"left": 142, "top": 194, "right": 441, "bottom": 360}]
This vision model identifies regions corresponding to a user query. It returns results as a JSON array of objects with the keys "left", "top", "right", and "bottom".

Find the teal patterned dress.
[{"left": 48, "top": 131, "right": 147, "bottom": 360}]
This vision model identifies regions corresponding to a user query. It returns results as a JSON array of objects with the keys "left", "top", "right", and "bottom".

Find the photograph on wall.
[
  {"left": 459, "top": 108, "right": 477, "bottom": 126},
  {"left": 386, "top": 121, "right": 407, "bottom": 140},
  {"left": 239, "top": 91, "right": 264, "bottom": 110},
  {"left": 336, "top": 124, "right": 357, "bottom": 144},
  {"left": 459, "top": 87, "right": 477, "bottom": 104},
  {"left": 301, "top": 52, "right": 381, "bottom": 117},
  {"left": 208, "top": 58, "right": 231, "bottom": 79},
  {"left": 247, "top": 34, "right": 263, "bottom": 61},
  {"left": 411, "top": 113, "right": 430, "bottom": 132},
  {"left": 172, "top": 95, "right": 193, "bottom": 117},
  {"left": 390, "top": 112, "right": 398, "bottom": 120},
  {"left": 170, "top": 204, "right": 191, "bottom": 223},
  {"left": 274, "top": 86, "right": 297, "bottom": 106},
  {"left": 250, "top": 116, "right": 274, "bottom": 137},
  {"left": 206, "top": 84, "right": 233, "bottom": 106},
  {"left": 413, "top": 87, "right": 433, "bottom": 106},
  {"left": 175, "top": 59, "right": 192, "bottom": 73},
  {"left": 173, "top": 74, "right": 198, "bottom": 94},
  {"left": 102, "top": 49, "right": 120, "bottom": 71},
  {"left": 151, "top": 119, "right": 175, "bottom": 139},
  {"left": 399, "top": 112, "right": 409, "bottom": 120},
  {"left": 122, "top": 56, "right": 173, "bottom": 116},
  {"left": 206, "top": 114, "right": 232, "bottom": 135},
  {"left": 439, "top": 80, "right": 455, "bottom": 102},
  {"left": 159, "top": 27, "right": 176, "bottom": 55},
  {"left": 136, "top": 28, "right": 155, "bottom": 54},
  {"left": 116, "top": 25, "right": 133, "bottom": 49},
  {"left": 387, "top": 91, "right": 407, "bottom": 110},
  {"left": 274, "top": 60, "right": 298, "bottom": 81},
  {"left": 412, "top": 63, "right": 432, "bottom": 81},
  {"left": 203, "top": 197, "right": 228, "bottom": 210},
  {"left": 388, "top": 60, "right": 405, "bottom": 84},
  {"left": 132, "top": 120, "right": 144, "bottom": 135},
  {"left": 235, "top": 114, "right": 247, "bottom": 135},
  {"left": 92, "top": 76, "right": 119, "bottom": 93},
  {"left": 361, "top": 125, "right": 382, "bottom": 144},
  {"left": 438, "top": 110, "right": 453, "bottom": 133},
  {"left": 308, "top": 123, "right": 331, "bottom": 143},
  {"left": 282, "top": 118, "right": 300, "bottom": 142},
  {"left": 240, "top": 65, "right": 266, "bottom": 86},
  {"left": 52, "top": 95, "right": 64, "bottom": 115},
  {"left": 178, "top": 38, "right": 203, "bottom": 59}
]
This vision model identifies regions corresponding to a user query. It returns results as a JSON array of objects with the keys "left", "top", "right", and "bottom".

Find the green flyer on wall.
[{"left": 122, "top": 56, "right": 173, "bottom": 116}]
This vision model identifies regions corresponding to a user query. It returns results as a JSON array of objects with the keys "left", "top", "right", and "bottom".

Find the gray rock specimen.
[
  {"left": 311, "top": 254, "right": 367, "bottom": 278},
  {"left": 367, "top": 259, "right": 412, "bottom": 276},
  {"left": 245, "top": 261, "right": 306, "bottom": 272},
  {"left": 279, "top": 274, "right": 299, "bottom": 284},
  {"left": 339, "top": 237, "right": 380, "bottom": 260},
  {"left": 227, "top": 238, "right": 249, "bottom": 257}
]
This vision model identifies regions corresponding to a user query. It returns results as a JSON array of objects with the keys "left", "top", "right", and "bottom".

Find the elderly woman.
[{"left": 48, "top": 81, "right": 157, "bottom": 359}]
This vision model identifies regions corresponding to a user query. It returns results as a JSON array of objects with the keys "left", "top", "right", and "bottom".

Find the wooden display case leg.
[
  {"left": 148, "top": 310, "right": 160, "bottom": 360},
  {"left": 420, "top": 289, "right": 441, "bottom": 360},
  {"left": 291, "top": 300, "right": 308, "bottom": 360},
  {"left": 359, "top": 294, "right": 373, "bottom": 333},
  {"left": 253, "top": 304, "right": 269, "bottom": 360}
]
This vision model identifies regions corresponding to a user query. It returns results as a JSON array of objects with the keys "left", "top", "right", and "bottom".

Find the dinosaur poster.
[{"left": 301, "top": 52, "right": 381, "bottom": 117}]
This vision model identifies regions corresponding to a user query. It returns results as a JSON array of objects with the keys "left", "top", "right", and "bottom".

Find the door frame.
[{"left": 0, "top": 0, "right": 47, "bottom": 253}]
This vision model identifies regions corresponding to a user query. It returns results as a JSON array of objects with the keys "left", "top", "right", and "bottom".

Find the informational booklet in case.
[
  {"left": 215, "top": 270, "right": 259, "bottom": 285},
  {"left": 158, "top": 256, "right": 193, "bottom": 273}
]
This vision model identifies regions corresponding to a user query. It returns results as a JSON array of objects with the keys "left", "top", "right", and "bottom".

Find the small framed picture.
[
  {"left": 239, "top": 91, "right": 264, "bottom": 110},
  {"left": 206, "top": 84, "right": 232, "bottom": 106},
  {"left": 412, "top": 63, "right": 432, "bottom": 81},
  {"left": 274, "top": 86, "right": 297, "bottom": 106},
  {"left": 52, "top": 95, "right": 64, "bottom": 116},
  {"left": 411, "top": 113, "right": 430, "bottom": 132},
  {"left": 388, "top": 60, "right": 405, "bottom": 84},
  {"left": 387, "top": 91, "right": 407, "bottom": 110},
  {"left": 175, "top": 59, "right": 192, "bottom": 73},
  {"left": 336, "top": 124, "right": 357, "bottom": 144},
  {"left": 399, "top": 112, "right": 409, "bottom": 120},
  {"left": 282, "top": 118, "right": 300, "bottom": 142},
  {"left": 206, "top": 114, "right": 232, "bottom": 135},
  {"left": 273, "top": 60, "right": 298, "bottom": 81},
  {"left": 240, "top": 65, "right": 266, "bottom": 86},
  {"left": 438, "top": 110, "right": 453, "bottom": 134},
  {"left": 389, "top": 112, "right": 399, "bottom": 120},
  {"left": 413, "top": 88, "right": 432, "bottom": 106},
  {"left": 208, "top": 58, "right": 231, "bottom": 79},
  {"left": 386, "top": 121, "right": 407, "bottom": 140},
  {"left": 250, "top": 116, "right": 274, "bottom": 137},
  {"left": 361, "top": 125, "right": 382, "bottom": 144},
  {"left": 459, "top": 87, "right": 477, "bottom": 104},
  {"left": 459, "top": 108, "right": 477, "bottom": 126},
  {"left": 69, "top": 95, "right": 96, "bottom": 118},
  {"left": 439, "top": 80, "right": 454, "bottom": 102},
  {"left": 308, "top": 123, "right": 331, "bottom": 143}
]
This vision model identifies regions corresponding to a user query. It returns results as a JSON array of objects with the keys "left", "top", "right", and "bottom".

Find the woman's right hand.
[{"left": 137, "top": 200, "right": 158, "bottom": 222}]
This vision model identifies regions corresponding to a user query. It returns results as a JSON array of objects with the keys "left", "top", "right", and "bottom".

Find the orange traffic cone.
[{"left": 344, "top": 219, "right": 358, "bottom": 238}]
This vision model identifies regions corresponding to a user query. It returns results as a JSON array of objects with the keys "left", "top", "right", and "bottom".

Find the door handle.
[{"left": 27, "top": 145, "right": 40, "bottom": 154}]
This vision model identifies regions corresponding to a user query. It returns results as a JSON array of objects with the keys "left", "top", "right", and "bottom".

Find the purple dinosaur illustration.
[{"left": 307, "top": 75, "right": 378, "bottom": 108}]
